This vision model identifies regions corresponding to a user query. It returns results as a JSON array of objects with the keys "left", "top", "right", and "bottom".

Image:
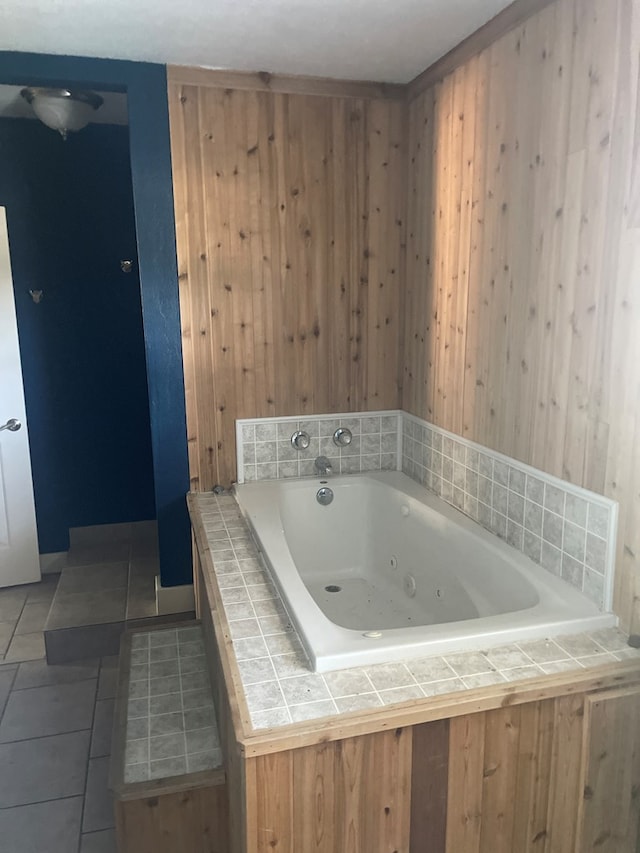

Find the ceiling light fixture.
[{"left": 20, "top": 87, "right": 104, "bottom": 140}]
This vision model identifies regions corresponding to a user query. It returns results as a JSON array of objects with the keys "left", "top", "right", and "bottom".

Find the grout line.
[
  {"left": 78, "top": 666, "right": 100, "bottom": 843},
  {"left": 0, "top": 792, "right": 86, "bottom": 812}
]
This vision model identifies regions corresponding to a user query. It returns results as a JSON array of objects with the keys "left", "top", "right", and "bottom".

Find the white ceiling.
[{"left": 0, "top": 0, "right": 513, "bottom": 85}]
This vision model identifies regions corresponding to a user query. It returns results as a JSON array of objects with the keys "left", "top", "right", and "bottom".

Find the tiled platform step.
[
  {"left": 110, "top": 622, "right": 228, "bottom": 853},
  {"left": 43, "top": 522, "right": 192, "bottom": 663}
]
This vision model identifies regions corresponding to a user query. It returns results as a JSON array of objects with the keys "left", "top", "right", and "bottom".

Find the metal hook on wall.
[{"left": 29, "top": 290, "right": 43, "bottom": 304}]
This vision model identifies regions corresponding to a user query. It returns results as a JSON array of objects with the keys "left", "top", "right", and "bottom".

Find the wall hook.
[
  {"left": 120, "top": 260, "right": 133, "bottom": 273},
  {"left": 29, "top": 289, "right": 43, "bottom": 304}
]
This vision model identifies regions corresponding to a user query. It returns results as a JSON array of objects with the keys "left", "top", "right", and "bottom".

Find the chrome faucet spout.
[{"left": 314, "top": 455, "right": 332, "bottom": 476}]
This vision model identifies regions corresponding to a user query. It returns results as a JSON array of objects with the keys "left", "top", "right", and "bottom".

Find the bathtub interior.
[
  {"left": 235, "top": 471, "right": 615, "bottom": 671},
  {"left": 277, "top": 476, "right": 539, "bottom": 631}
]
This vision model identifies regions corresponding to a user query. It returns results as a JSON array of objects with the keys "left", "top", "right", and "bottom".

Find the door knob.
[{"left": 0, "top": 418, "right": 21, "bottom": 432}]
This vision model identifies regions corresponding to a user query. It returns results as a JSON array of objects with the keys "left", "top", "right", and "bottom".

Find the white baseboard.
[
  {"left": 155, "top": 576, "right": 195, "bottom": 615},
  {"left": 40, "top": 552, "right": 68, "bottom": 574}
]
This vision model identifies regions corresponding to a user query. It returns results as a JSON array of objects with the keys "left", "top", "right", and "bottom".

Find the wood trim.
[
  {"left": 167, "top": 65, "right": 406, "bottom": 101},
  {"left": 109, "top": 628, "right": 132, "bottom": 797},
  {"left": 238, "top": 665, "right": 640, "bottom": 758},
  {"left": 406, "top": 0, "right": 558, "bottom": 100}
]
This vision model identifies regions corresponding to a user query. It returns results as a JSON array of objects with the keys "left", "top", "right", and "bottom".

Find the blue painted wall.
[
  {"left": 0, "top": 117, "right": 156, "bottom": 552},
  {"left": 0, "top": 52, "right": 191, "bottom": 586}
]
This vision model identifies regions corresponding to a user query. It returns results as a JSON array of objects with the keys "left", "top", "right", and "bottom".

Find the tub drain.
[{"left": 325, "top": 585, "right": 342, "bottom": 593}]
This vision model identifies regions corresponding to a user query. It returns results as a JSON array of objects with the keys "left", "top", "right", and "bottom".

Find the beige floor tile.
[
  {"left": 3, "top": 632, "right": 45, "bottom": 663},
  {"left": 15, "top": 602, "right": 50, "bottom": 635},
  {"left": 0, "top": 622, "right": 14, "bottom": 657}
]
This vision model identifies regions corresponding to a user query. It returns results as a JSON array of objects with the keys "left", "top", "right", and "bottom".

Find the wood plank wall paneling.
[
  {"left": 444, "top": 696, "right": 585, "bottom": 853},
  {"left": 168, "top": 78, "right": 406, "bottom": 489},
  {"left": 249, "top": 728, "right": 412, "bottom": 852},
  {"left": 409, "top": 719, "right": 449, "bottom": 853},
  {"left": 577, "top": 688, "right": 640, "bottom": 852},
  {"left": 403, "top": 0, "right": 640, "bottom": 633}
]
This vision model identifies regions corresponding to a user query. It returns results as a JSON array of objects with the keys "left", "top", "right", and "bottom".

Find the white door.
[{"left": 0, "top": 207, "right": 40, "bottom": 586}]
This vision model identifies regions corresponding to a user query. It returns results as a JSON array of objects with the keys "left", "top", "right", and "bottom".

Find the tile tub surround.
[
  {"left": 401, "top": 413, "right": 618, "bottom": 612},
  {"left": 235, "top": 409, "right": 615, "bottom": 614},
  {"left": 193, "top": 493, "right": 639, "bottom": 731},
  {"left": 236, "top": 410, "right": 401, "bottom": 483},
  {"left": 123, "top": 625, "right": 222, "bottom": 783}
]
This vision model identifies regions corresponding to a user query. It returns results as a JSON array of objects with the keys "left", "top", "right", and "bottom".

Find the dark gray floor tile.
[
  {"left": 13, "top": 657, "right": 100, "bottom": 690},
  {"left": 56, "top": 563, "right": 129, "bottom": 596},
  {"left": 46, "top": 587, "right": 127, "bottom": 629},
  {"left": 0, "top": 796, "right": 83, "bottom": 853},
  {"left": 83, "top": 756, "right": 115, "bottom": 832},
  {"left": 14, "top": 601, "right": 51, "bottom": 635},
  {"left": 0, "top": 667, "right": 16, "bottom": 716},
  {"left": 0, "top": 621, "right": 13, "bottom": 656},
  {"left": 0, "top": 730, "right": 90, "bottom": 806},
  {"left": 45, "top": 622, "right": 124, "bottom": 664},
  {"left": 0, "top": 678, "right": 96, "bottom": 742},
  {"left": 126, "top": 576, "right": 157, "bottom": 620},
  {"left": 0, "top": 587, "right": 27, "bottom": 622},
  {"left": 25, "top": 574, "right": 60, "bottom": 603},
  {"left": 66, "top": 542, "right": 131, "bottom": 566},
  {"left": 80, "top": 828, "right": 118, "bottom": 853},
  {"left": 3, "top": 631, "right": 45, "bottom": 663},
  {"left": 69, "top": 522, "right": 132, "bottom": 546},
  {"left": 90, "top": 698, "right": 115, "bottom": 757},
  {"left": 97, "top": 658, "right": 119, "bottom": 700}
]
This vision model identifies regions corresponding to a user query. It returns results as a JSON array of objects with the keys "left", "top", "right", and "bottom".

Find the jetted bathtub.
[{"left": 234, "top": 471, "right": 616, "bottom": 671}]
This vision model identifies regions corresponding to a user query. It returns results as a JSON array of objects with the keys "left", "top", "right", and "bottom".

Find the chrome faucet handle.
[
  {"left": 333, "top": 427, "right": 352, "bottom": 447},
  {"left": 291, "top": 430, "right": 310, "bottom": 450}
]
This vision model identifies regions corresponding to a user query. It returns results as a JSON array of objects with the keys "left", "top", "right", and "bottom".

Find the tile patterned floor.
[
  {"left": 0, "top": 638, "right": 118, "bottom": 852},
  {"left": 0, "top": 574, "right": 58, "bottom": 664}
]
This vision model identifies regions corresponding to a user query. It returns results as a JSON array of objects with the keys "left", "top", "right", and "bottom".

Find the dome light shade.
[{"left": 20, "top": 87, "right": 104, "bottom": 140}]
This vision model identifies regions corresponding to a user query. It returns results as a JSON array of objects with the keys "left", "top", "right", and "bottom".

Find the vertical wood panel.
[
  {"left": 403, "top": 0, "right": 640, "bottom": 633},
  {"left": 577, "top": 686, "right": 640, "bottom": 853},
  {"left": 410, "top": 719, "right": 449, "bottom": 853},
  {"left": 446, "top": 712, "right": 485, "bottom": 853},
  {"left": 251, "top": 728, "right": 412, "bottom": 853},
  {"left": 445, "top": 698, "right": 589, "bottom": 852},
  {"left": 169, "top": 80, "right": 405, "bottom": 488}
]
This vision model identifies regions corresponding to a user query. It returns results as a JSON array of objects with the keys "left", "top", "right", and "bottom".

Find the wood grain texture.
[
  {"left": 407, "top": 0, "right": 557, "bottom": 99},
  {"left": 168, "top": 66, "right": 405, "bottom": 101},
  {"left": 250, "top": 728, "right": 412, "bottom": 853},
  {"left": 403, "top": 0, "right": 640, "bottom": 633},
  {"left": 577, "top": 686, "right": 640, "bottom": 853},
  {"left": 410, "top": 719, "right": 449, "bottom": 853},
  {"left": 115, "top": 784, "right": 229, "bottom": 853},
  {"left": 169, "top": 82, "right": 405, "bottom": 488},
  {"left": 444, "top": 696, "right": 589, "bottom": 853}
]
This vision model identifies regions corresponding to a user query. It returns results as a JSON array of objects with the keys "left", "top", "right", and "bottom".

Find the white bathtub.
[{"left": 234, "top": 471, "right": 616, "bottom": 671}]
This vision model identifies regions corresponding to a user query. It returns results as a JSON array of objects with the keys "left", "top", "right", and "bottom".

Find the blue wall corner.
[
  {"left": 0, "top": 118, "right": 156, "bottom": 552},
  {"left": 0, "top": 52, "right": 192, "bottom": 587}
]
